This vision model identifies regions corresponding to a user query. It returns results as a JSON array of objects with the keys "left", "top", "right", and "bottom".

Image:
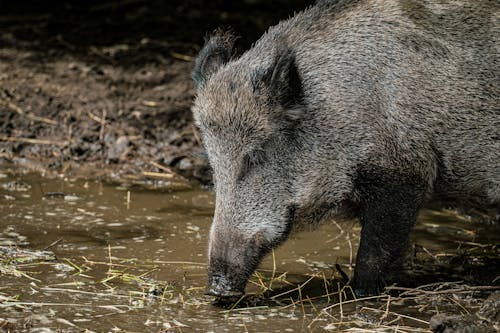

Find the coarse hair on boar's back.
[{"left": 191, "top": 0, "right": 500, "bottom": 299}]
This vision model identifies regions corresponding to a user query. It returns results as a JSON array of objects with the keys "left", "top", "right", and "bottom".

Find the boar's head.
[{"left": 192, "top": 30, "right": 308, "bottom": 299}]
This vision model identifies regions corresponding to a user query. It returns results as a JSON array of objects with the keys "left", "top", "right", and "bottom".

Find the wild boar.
[{"left": 191, "top": 0, "right": 500, "bottom": 298}]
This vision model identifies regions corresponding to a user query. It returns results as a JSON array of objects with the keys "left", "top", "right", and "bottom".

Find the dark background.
[{"left": 0, "top": 0, "right": 315, "bottom": 62}]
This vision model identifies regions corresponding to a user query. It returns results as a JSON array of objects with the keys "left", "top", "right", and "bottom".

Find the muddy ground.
[
  {"left": 0, "top": 0, "right": 313, "bottom": 185},
  {"left": 0, "top": 172, "right": 499, "bottom": 333},
  {"left": 0, "top": 2, "right": 499, "bottom": 333}
]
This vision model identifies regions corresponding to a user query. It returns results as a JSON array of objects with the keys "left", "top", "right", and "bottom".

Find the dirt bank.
[{"left": 0, "top": 0, "right": 313, "bottom": 185}]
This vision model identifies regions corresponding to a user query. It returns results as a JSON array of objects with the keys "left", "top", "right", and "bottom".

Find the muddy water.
[{"left": 0, "top": 172, "right": 499, "bottom": 332}]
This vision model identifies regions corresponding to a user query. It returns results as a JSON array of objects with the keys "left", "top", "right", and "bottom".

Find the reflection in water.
[{"left": 0, "top": 172, "right": 498, "bottom": 332}]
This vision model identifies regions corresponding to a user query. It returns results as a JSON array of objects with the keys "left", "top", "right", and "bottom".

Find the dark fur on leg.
[{"left": 353, "top": 167, "right": 427, "bottom": 296}]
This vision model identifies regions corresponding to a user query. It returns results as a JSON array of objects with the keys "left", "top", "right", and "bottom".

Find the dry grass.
[{"left": 1, "top": 242, "right": 497, "bottom": 332}]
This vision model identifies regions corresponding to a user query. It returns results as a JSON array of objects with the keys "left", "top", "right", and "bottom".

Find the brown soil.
[{"left": 0, "top": 0, "right": 313, "bottom": 185}]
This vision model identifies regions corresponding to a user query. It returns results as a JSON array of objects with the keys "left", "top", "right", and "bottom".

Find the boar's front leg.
[{"left": 353, "top": 168, "right": 427, "bottom": 296}]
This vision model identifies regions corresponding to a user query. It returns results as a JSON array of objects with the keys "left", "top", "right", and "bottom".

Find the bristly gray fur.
[
  {"left": 192, "top": 29, "right": 238, "bottom": 89},
  {"left": 192, "top": 0, "right": 500, "bottom": 298}
]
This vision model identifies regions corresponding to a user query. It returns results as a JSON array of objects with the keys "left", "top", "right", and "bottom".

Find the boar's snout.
[{"left": 205, "top": 274, "right": 244, "bottom": 299}]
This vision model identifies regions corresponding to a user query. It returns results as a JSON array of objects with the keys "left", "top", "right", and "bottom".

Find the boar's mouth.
[
  {"left": 205, "top": 259, "right": 251, "bottom": 300},
  {"left": 205, "top": 274, "right": 245, "bottom": 299}
]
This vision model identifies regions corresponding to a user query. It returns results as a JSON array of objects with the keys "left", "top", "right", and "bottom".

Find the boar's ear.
[
  {"left": 259, "top": 45, "right": 304, "bottom": 113},
  {"left": 192, "top": 29, "right": 238, "bottom": 89}
]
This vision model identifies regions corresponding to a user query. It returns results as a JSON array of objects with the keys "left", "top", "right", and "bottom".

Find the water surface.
[{"left": 0, "top": 172, "right": 498, "bottom": 332}]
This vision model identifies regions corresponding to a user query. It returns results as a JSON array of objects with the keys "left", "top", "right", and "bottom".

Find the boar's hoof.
[
  {"left": 354, "top": 286, "right": 380, "bottom": 298},
  {"left": 352, "top": 276, "right": 384, "bottom": 297},
  {"left": 205, "top": 275, "right": 244, "bottom": 299}
]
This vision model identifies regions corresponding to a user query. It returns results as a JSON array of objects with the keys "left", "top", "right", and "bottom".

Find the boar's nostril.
[
  {"left": 206, "top": 275, "right": 244, "bottom": 299},
  {"left": 205, "top": 285, "right": 243, "bottom": 298}
]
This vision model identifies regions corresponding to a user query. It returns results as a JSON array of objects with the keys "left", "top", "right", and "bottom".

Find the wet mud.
[
  {"left": 0, "top": 2, "right": 499, "bottom": 332},
  {"left": 0, "top": 171, "right": 498, "bottom": 332}
]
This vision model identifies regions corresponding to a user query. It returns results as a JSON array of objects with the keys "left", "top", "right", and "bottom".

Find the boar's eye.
[{"left": 238, "top": 150, "right": 265, "bottom": 181}]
